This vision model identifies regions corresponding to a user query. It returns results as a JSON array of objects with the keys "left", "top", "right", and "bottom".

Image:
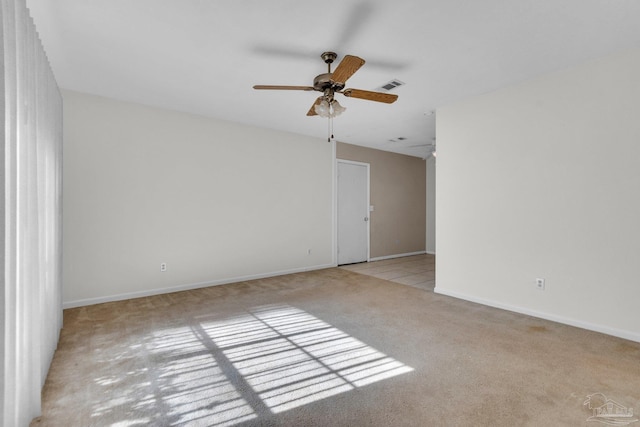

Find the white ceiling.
[{"left": 26, "top": 0, "right": 640, "bottom": 158}]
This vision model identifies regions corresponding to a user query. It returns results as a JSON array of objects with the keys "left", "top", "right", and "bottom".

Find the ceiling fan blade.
[
  {"left": 251, "top": 45, "right": 316, "bottom": 61},
  {"left": 253, "top": 85, "right": 315, "bottom": 91},
  {"left": 342, "top": 88, "right": 398, "bottom": 104},
  {"left": 331, "top": 55, "right": 365, "bottom": 84},
  {"left": 335, "top": 1, "right": 374, "bottom": 47},
  {"left": 307, "top": 97, "right": 323, "bottom": 116}
]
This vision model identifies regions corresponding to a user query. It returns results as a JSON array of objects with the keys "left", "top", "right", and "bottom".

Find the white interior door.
[{"left": 337, "top": 160, "right": 369, "bottom": 265}]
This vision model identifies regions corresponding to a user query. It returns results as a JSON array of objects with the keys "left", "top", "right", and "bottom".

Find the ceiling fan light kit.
[
  {"left": 253, "top": 51, "right": 398, "bottom": 139},
  {"left": 314, "top": 98, "right": 346, "bottom": 118}
]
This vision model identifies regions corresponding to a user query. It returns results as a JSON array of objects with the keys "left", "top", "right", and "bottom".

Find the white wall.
[
  {"left": 435, "top": 48, "right": 640, "bottom": 342},
  {"left": 63, "top": 90, "right": 334, "bottom": 307},
  {"left": 426, "top": 156, "right": 436, "bottom": 254}
]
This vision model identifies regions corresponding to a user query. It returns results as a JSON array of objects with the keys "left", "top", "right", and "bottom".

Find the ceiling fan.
[{"left": 253, "top": 52, "right": 398, "bottom": 118}]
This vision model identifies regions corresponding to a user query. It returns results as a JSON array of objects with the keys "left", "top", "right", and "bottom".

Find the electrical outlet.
[
  {"left": 535, "top": 278, "right": 545, "bottom": 290},
  {"left": 160, "top": 262, "right": 167, "bottom": 272}
]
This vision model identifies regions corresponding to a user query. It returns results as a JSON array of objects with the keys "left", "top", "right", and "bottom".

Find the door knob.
[{"left": 364, "top": 217, "right": 369, "bottom": 222}]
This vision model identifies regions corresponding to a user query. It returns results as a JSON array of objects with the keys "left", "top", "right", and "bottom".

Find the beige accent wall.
[
  {"left": 426, "top": 156, "right": 436, "bottom": 254},
  {"left": 336, "top": 142, "right": 426, "bottom": 259}
]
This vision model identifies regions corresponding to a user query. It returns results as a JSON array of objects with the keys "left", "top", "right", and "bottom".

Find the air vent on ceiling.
[{"left": 378, "top": 79, "right": 405, "bottom": 92}]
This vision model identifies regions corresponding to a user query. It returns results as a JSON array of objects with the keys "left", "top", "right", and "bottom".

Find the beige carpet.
[{"left": 33, "top": 268, "right": 640, "bottom": 426}]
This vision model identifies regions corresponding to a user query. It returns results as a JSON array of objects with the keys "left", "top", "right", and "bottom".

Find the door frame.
[{"left": 336, "top": 159, "right": 371, "bottom": 264}]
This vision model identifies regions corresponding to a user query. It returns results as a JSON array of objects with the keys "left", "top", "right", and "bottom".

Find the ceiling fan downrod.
[
  {"left": 313, "top": 52, "right": 345, "bottom": 93},
  {"left": 321, "top": 51, "right": 337, "bottom": 73}
]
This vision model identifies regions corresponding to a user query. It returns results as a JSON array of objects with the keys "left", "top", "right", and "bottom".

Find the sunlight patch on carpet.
[
  {"left": 202, "top": 305, "right": 414, "bottom": 414},
  {"left": 150, "top": 327, "right": 258, "bottom": 426},
  {"left": 90, "top": 304, "right": 412, "bottom": 425}
]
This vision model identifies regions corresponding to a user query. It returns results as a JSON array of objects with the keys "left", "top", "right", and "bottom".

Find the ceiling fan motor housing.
[{"left": 313, "top": 73, "right": 345, "bottom": 92}]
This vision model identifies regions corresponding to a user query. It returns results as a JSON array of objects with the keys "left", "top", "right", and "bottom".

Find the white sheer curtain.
[{"left": 1, "top": 0, "right": 63, "bottom": 425}]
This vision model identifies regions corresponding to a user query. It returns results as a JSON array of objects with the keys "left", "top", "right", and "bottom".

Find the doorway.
[{"left": 337, "top": 160, "right": 370, "bottom": 265}]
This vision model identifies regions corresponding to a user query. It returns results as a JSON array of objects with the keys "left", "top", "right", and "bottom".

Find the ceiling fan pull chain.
[
  {"left": 331, "top": 116, "right": 335, "bottom": 141},
  {"left": 327, "top": 115, "right": 335, "bottom": 142}
]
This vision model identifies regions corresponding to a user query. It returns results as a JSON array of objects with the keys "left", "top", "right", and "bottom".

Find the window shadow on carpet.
[{"left": 91, "top": 304, "right": 413, "bottom": 426}]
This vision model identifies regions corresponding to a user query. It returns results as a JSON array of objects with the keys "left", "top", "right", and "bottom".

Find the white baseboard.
[
  {"left": 426, "top": 251, "right": 436, "bottom": 255},
  {"left": 434, "top": 286, "right": 640, "bottom": 344},
  {"left": 369, "top": 251, "right": 427, "bottom": 262},
  {"left": 63, "top": 262, "right": 336, "bottom": 309}
]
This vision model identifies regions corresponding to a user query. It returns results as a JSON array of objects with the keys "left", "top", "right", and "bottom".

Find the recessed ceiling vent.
[{"left": 378, "top": 79, "right": 405, "bottom": 91}]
